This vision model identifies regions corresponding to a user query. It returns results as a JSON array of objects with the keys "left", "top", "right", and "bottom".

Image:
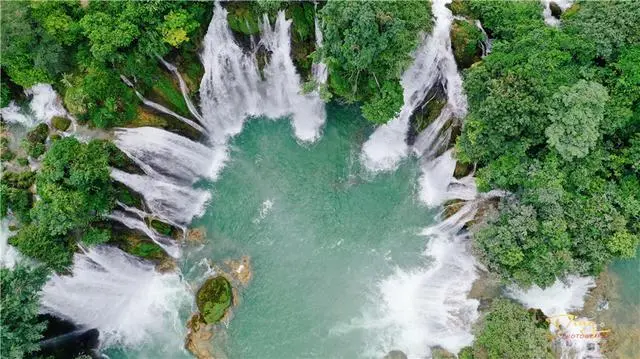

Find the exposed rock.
[
  {"left": 185, "top": 313, "right": 215, "bottom": 359},
  {"left": 431, "top": 347, "right": 456, "bottom": 359},
  {"left": 383, "top": 350, "right": 408, "bottom": 359},
  {"left": 186, "top": 227, "right": 206, "bottom": 243},
  {"left": 451, "top": 19, "right": 484, "bottom": 69},
  {"left": 453, "top": 161, "right": 474, "bottom": 179},
  {"left": 223, "top": 255, "right": 252, "bottom": 286},
  {"left": 51, "top": 116, "right": 71, "bottom": 131},
  {"left": 406, "top": 80, "right": 447, "bottom": 145},
  {"left": 196, "top": 276, "right": 233, "bottom": 324},
  {"left": 549, "top": 2, "right": 563, "bottom": 18}
]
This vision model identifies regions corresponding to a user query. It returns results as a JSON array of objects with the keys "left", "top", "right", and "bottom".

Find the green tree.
[
  {"left": 0, "top": 264, "right": 49, "bottom": 359},
  {"left": 159, "top": 9, "right": 199, "bottom": 47},
  {"left": 474, "top": 299, "right": 553, "bottom": 359},
  {"left": 321, "top": 0, "right": 431, "bottom": 123},
  {"left": 545, "top": 80, "right": 609, "bottom": 161}
]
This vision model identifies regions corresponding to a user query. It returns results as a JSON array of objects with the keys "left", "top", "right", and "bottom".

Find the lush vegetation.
[
  {"left": 1, "top": 0, "right": 211, "bottom": 128},
  {"left": 470, "top": 299, "right": 552, "bottom": 359},
  {"left": 320, "top": 0, "right": 432, "bottom": 123},
  {"left": 7, "top": 137, "right": 115, "bottom": 270},
  {"left": 456, "top": 0, "right": 640, "bottom": 287},
  {"left": 196, "top": 276, "right": 233, "bottom": 324},
  {"left": 0, "top": 264, "right": 49, "bottom": 359}
]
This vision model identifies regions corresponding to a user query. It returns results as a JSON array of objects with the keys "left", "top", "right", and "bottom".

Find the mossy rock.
[
  {"left": 561, "top": 3, "right": 580, "bottom": 19},
  {"left": 447, "top": 0, "right": 473, "bottom": 17},
  {"left": 549, "top": 2, "right": 562, "bottom": 19},
  {"left": 196, "top": 276, "right": 233, "bottom": 324},
  {"left": 26, "top": 123, "right": 49, "bottom": 144},
  {"left": 16, "top": 157, "right": 29, "bottom": 166},
  {"left": 149, "top": 219, "right": 178, "bottom": 237},
  {"left": 451, "top": 19, "right": 484, "bottom": 69},
  {"left": 51, "top": 116, "right": 71, "bottom": 131},
  {"left": 225, "top": 2, "right": 261, "bottom": 35},
  {"left": 113, "top": 182, "right": 143, "bottom": 208}
]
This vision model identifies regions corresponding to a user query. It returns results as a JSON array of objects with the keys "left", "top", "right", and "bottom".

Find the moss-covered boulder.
[
  {"left": 22, "top": 123, "right": 49, "bottom": 158},
  {"left": 447, "top": 0, "right": 474, "bottom": 18},
  {"left": 196, "top": 276, "right": 233, "bottom": 324},
  {"left": 407, "top": 81, "right": 447, "bottom": 145},
  {"left": 51, "top": 116, "right": 71, "bottom": 131},
  {"left": 451, "top": 19, "right": 484, "bottom": 69}
]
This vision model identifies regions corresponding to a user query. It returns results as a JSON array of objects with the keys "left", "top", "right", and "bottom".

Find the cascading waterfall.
[
  {"left": 312, "top": 12, "right": 328, "bottom": 87},
  {"left": 106, "top": 210, "right": 181, "bottom": 258},
  {"left": 110, "top": 168, "right": 211, "bottom": 228},
  {"left": 348, "top": 202, "right": 481, "bottom": 358},
  {"left": 0, "top": 84, "right": 70, "bottom": 128},
  {"left": 541, "top": 0, "right": 574, "bottom": 26},
  {"left": 41, "top": 245, "right": 191, "bottom": 349},
  {"left": 506, "top": 276, "right": 602, "bottom": 359},
  {"left": 418, "top": 149, "right": 476, "bottom": 207},
  {"left": 199, "top": 3, "right": 325, "bottom": 144},
  {"left": 0, "top": 219, "right": 19, "bottom": 268},
  {"left": 361, "top": 0, "right": 466, "bottom": 172},
  {"left": 113, "top": 127, "right": 225, "bottom": 183}
]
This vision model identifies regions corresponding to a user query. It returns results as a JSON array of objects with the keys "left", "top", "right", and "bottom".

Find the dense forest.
[{"left": 1, "top": 1, "right": 638, "bottom": 358}]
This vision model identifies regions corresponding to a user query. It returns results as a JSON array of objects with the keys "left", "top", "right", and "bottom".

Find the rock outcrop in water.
[{"left": 197, "top": 276, "right": 233, "bottom": 324}]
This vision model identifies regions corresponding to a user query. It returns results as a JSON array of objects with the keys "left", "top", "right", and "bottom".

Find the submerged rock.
[
  {"left": 223, "top": 255, "right": 253, "bottom": 286},
  {"left": 196, "top": 276, "right": 233, "bottom": 324},
  {"left": 186, "top": 227, "right": 206, "bottom": 243}
]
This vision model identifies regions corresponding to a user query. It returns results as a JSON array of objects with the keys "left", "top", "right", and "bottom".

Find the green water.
[{"left": 185, "top": 105, "right": 436, "bottom": 358}]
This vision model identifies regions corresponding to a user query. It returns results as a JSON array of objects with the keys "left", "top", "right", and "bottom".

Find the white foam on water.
[
  {"left": 345, "top": 202, "right": 481, "bottom": 359},
  {"left": 0, "top": 84, "right": 68, "bottom": 128},
  {"left": 41, "top": 245, "right": 192, "bottom": 349}
]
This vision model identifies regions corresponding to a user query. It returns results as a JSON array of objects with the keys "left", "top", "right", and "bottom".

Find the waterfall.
[
  {"left": 0, "top": 219, "right": 20, "bottom": 268},
  {"left": 361, "top": 0, "right": 465, "bottom": 172},
  {"left": 1, "top": 84, "right": 69, "bottom": 128},
  {"left": 106, "top": 210, "right": 181, "bottom": 258},
  {"left": 41, "top": 245, "right": 191, "bottom": 349},
  {"left": 120, "top": 75, "right": 206, "bottom": 134},
  {"left": 418, "top": 149, "right": 476, "bottom": 207},
  {"left": 199, "top": 3, "right": 325, "bottom": 144},
  {"left": 113, "top": 127, "right": 226, "bottom": 183},
  {"left": 541, "top": 0, "right": 574, "bottom": 26},
  {"left": 357, "top": 202, "right": 481, "bottom": 358},
  {"left": 506, "top": 276, "right": 602, "bottom": 358},
  {"left": 158, "top": 57, "right": 206, "bottom": 124},
  {"left": 475, "top": 20, "right": 492, "bottom": 57},
  {"left": 312, "top": 11, "right": 328, "bottom": 86},
  {"left": 110, "top": 168, "right": 211, "bottom": 227}
]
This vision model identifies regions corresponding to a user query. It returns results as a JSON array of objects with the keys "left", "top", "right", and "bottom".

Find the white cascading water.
[
  {"left": 110, "top": 168, "right": 211, "bottom": 228},
  {"left": 541, "top": 0, "right": 574, "bottom": 26},
  {"left": 113, "top": 127, "right": 226, "bottom": 183},
  {"left": 106, "top": 210, "right": 181, "bottom": 258},
  {"left": 361, "top": 0, "right": 466, "bottom": 172},
  {"left": 507, "top": 276, "right": 603, "bottom": 359},
  {"left": 418, "top": 149, "right": 476, "bottom": 207},
  {"left": 199, "top": 3, "right": 325, "bottom": 144},
  {"left": 0, "top": 84, "right": 70, "bottom": 128},
  {"left": 0, "top": 219, "right": 19, "bottom": 268},
  {"left": 41, "top": 245, "right": 191, "bottom": 349},
  {"left": 351, "top": 201, "right": 480, "bottom": 358},
  {"left": 312, "top": 13, "right": 329, "bottom": 87}
]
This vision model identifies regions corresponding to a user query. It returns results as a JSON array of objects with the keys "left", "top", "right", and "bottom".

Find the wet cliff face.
[
  {"left": 222, "top": 1, "right": 319, "bottom": 81},
  {"left": 37, "top": 314, "right": 100, "bottom": 359}
]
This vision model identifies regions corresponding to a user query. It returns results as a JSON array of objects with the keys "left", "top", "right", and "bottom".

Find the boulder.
[
  {"left": 186, "top": 227, "right": 206, "bottom": 243},
  {"left": 185, "top": 314, "right": 215, "bottom": 359},
  {"left": 549, "top": 2, "right": 563, "bottom": 18},
  {"left": 51, "top": 116, "right": 71, "bottom": 131},
  {"left": 406, "top": 80, "right": 447, "bottom": 145},
  {"left": 196, "top": 276, "right": 233, "bottom": 324},
  {"left": 450, "top": 19, "right": 484, "bottom": 69}
]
